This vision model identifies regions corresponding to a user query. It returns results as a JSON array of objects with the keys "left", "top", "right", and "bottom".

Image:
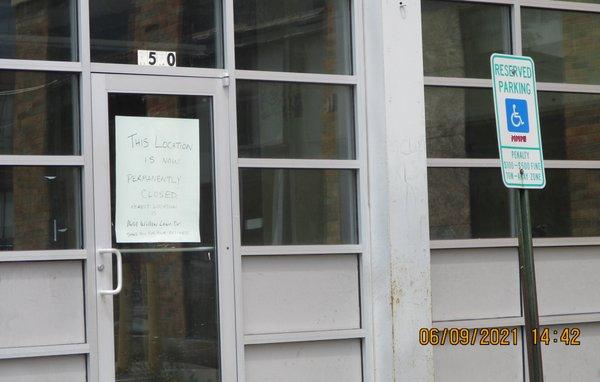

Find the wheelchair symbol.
[
  {"left": 505, "top": 98, "right": 529, "bottom": 133},
  {"left": 511, "top": 104, "right": 525, "bottom": 128}
]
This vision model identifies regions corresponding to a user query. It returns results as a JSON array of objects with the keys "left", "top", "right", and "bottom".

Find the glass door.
[{"left": 91, "top": 74, "right": 236, "bottom": 382}]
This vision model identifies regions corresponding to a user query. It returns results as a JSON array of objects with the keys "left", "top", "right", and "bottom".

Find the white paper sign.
[{"left": 115, "top": 116, "right": 200, "bottom": 243}]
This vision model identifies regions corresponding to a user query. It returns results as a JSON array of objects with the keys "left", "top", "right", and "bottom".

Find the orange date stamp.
[{"left": 419, "top": 327, "right": 581, "bottom": 346}]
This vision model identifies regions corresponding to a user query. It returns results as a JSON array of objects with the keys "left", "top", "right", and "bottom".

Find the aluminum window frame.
[
  {"left": 226, "top": 0, "right": 374, "bottom": 381},
  {"left": 0, "top": 0, "right": 98, "bottom": 381},
  {"left": 90, "top": 73, "right": 237, "bottom": 382},
  {"left": 0, "top": 0, "right": 95, "bottom": 378}
]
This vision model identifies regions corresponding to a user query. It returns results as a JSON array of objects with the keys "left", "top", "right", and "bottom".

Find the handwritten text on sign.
[{"left": 115, "top": 116, "right": 200, "bottom": 243}]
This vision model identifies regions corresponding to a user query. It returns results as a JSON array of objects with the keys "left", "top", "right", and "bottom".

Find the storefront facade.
[
  {"left": 1, "top": 0, "right": 598, "bottom": 381},
  {"left": 0, "top": 1, "right": 427, "bottom": 381}
]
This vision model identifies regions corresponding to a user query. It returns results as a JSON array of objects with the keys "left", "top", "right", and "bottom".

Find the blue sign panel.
[{"left": 505, "top": 98, "right": 529, "bottom": 133}]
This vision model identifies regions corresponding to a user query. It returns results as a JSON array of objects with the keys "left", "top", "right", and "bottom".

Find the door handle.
[{"left": 98, "top": 248, "right": 123, "bottom": 295}]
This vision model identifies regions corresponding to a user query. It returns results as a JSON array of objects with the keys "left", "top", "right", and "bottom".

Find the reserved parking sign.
[{"left": 491, "top": 53, "right": 546, "bottom": 189}]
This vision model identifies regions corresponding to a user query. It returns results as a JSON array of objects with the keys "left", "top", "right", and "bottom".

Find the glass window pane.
[
  {"left": 522, "top": 8, "right": 600, "bottom": 84},
  {"left": 237, "top": 81, "right": 355, "bottom": 159},
  {"left": 421, "top": 0, "right": 511, "bottom": 78},
  {"left": 0, "top": 71, "right": 79, "bottom": 155},
  {"left": 539, "top": 92, "right": 600, "bottom": 160},
  {"left": 0, "top": 0, "right": 76, "bottom": 61},
  {"left": 428, "top": 168, "right": 513, "bottom": 240},
  {"left": 529, "top": 170, "right": 600, "bottom": 238},
  {"left": 108, "top": 93, "right": 215, "bottom": 248},
  {"left": 114, "top": 250, "right": 219, "bottom": 381},
  {"left": 429, "top": 168, "right": 600, "bottom": 240},
  {"left": 234, "top": 0, "right": 352, "bottom": 74},
  {"left": 426, "top": 88, "right": 600, "bottom": 161},
  {"left": 0, "top": 166, "right": 82, "bottom": 251},
  {"left": 90, "top": 0, "right": 223, "bottom": 68},
  {"left": 425, "top": 87, "right": 498, "bottom": 158},
  {"left": 240, "top": 169, "right": 358, "bottom": 245}
]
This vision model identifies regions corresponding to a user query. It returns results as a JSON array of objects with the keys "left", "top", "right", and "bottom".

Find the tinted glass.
[
  {"left": 522, "top": 8, "right": 600, "bottom": 84},
  {"left": 108, "top": 93, "right": 219, "bottom": 380},
  {"left": 0, "top": 0, "right": 76, "bottom": 61},
  {"left": 428, "top": 168, "right": 513, "bottom": 240},
  {"left": 114, "top": 250, "right": 219, "bottom": 381},
  {"left": 237, "top": 81, "right": 355, "bottom": 159},
  {"left": 240, "top": 169, "right": 358, "bottom": 245},
  {"left": 539, "top": 92, "right": 600, "bottom": 160},
  {"left": 529, "top": 170, "right": 600, "bottom": 238},
  {"left": 426, "top": 88, "right": 600, "bottom": 160},
  {"left": 0, "top": 166, "right": 81, "bottom": 251},
  {"left": 422, "top": 0, "right": 511, "bottom": 78},
  {"left": 90, "top": 0, "right": 223, "bottom": 67},
  {"left": 429, "top": 168, "right": 600, "bottom": 240},
  {"left": 425, "top": 87, "right": 498, "bottom": 158},
  {"left": 108, "top": 94, "right": 215, "bottom": 248},
  {"left": 234, "top": 0, "right": 352, "bottom": 74},
  {"left": 0, "top": 71, "right": 79, "bottom": 155}
]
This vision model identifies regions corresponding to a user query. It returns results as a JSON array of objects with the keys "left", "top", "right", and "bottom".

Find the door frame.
[{"left": 90, "top": 73, "right": 237, "bottom": 382}]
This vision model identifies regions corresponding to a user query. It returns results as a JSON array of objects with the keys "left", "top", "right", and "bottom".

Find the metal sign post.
[
  {"left": 516, "top": 186, "right": 544, "bottom": 381},
  {"left": 491, "top": 53, "right": 545, "bottom": 382}
]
